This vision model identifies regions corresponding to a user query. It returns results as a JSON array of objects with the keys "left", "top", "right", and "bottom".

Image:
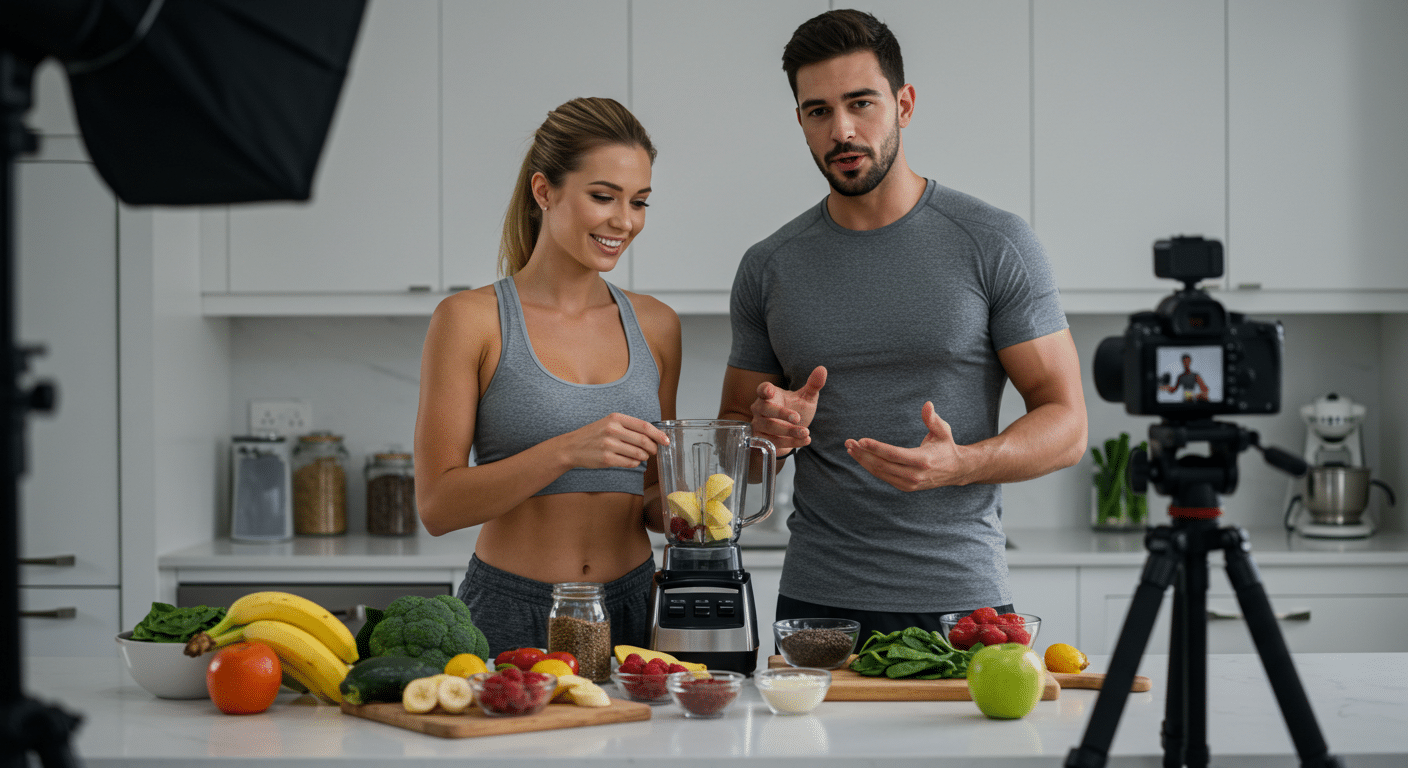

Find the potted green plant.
[{"left": 1092, "top": 432, "right": 1149, "bottom": 530}]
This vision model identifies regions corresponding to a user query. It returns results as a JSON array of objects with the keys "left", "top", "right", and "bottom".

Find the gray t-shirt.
[{"left": 729, "top": 179, "right": 1067, "bottom": 613}]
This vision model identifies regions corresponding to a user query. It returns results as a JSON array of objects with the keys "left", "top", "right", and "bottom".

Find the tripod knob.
[
  {"left": 1129, "top": 447, "right": 1150, "bottom": 494},
  {"left": 28, "top": 381, "right": 57, "bottom": 414}
]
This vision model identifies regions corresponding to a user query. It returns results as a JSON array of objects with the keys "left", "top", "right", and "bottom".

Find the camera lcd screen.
[{"left": 1155, "top": 346, "right": 1223, "bottom": 404}]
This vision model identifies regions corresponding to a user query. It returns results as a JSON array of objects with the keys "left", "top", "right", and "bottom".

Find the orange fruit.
[{"left": 206, "top": 641, "right": 282, "bottom": 714}]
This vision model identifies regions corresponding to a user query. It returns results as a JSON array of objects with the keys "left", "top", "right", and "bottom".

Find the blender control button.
[
  {"left": 693, "top": 605, "right": 712, "bottom": 618},
  {"left": 717, "top": 604, "right": 736, "bottom": 617},
  {"left": 668, "top": 605, "right": 686, "bottom": 618}
]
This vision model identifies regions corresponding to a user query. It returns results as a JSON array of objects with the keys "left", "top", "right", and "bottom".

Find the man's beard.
[{"left": 812, "top": 118, "right": 900, "bottom": 197}]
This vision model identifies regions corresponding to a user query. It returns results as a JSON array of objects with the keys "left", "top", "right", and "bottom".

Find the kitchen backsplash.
[{"left": 228, "top": 312, "right": 1404, "bottom": 535}]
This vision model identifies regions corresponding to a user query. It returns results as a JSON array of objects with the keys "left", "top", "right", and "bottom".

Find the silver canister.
[{"left": 230, "top": 435, "right": 293, "bottom": 542}]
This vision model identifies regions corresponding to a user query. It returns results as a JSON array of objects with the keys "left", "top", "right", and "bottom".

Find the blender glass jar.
[
  {"left": 365, "top": 450, "right": 417, "bottom": 536},
  {"left": 547, "top": 582, "right": 611, "bottom": 682},
  {"left": 291, "top": 431, "right": 348, "bottom": 535}
]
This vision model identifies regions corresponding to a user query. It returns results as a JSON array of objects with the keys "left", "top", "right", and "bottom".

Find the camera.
[{"left": 1092, "top": 236, "right": 1283, "bottom": 418}]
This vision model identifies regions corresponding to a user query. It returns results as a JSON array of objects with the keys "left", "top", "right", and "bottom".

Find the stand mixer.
[
  {"left": 1285, "top": 393, "right": 1396, "bottom": 538},
  {"left": 647, "top": 420, "right": 776, "bottom": 674}
]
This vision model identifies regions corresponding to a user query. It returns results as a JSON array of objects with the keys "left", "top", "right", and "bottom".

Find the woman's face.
[{"left": 535, "top": 143, "right": 652, "bottom": 273}]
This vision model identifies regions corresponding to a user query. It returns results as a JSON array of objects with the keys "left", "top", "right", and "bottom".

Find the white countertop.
[
  {"left": 159, "top": 526, "right": 1408, "bottom": 575},
  {"left": 22, "top": 653, "right": 1408, "bottom": 767}
]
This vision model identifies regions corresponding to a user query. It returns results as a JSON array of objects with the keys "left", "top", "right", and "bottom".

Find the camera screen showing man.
[{"left": 1155, "top": 346, "right": 1222, "bottom": 404}]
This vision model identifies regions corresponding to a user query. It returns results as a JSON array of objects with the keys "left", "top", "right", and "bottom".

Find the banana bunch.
[{"left": 184, "top": 591, "right": 358, "bottom": 704}]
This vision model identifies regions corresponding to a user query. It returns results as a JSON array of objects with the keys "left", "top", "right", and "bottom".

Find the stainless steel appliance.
[
  {"left": 647, "top": 420, "right": 776, "bottom": 674},
  {"left": 230, "top": 435, "right": 293, "bottom": 542},
  {"left": 1285, "top": 394, "right": 1396, "bottom": 538}
]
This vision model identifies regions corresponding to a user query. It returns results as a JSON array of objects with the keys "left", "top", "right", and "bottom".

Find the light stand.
[{"left": 1063, "top": 418, "right": 1342, "bottom": 768}]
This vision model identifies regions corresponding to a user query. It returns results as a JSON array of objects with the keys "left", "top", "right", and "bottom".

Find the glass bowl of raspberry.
[
  {"left": 939, "top": 608, "right": 1040, "bottom": 650},
  {"left": 468, "top": 669, "right": 557, "bottom": 717},
  {"left": 611, "top": 653, "right": 691, "bottom": 704},
  {"left": 666, "top": 669, "right": 743, "bottom": 719}
]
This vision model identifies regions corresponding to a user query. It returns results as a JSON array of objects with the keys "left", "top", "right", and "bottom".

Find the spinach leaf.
[{"left": 130, "top": 602, "right": 227, "bottom": 643}]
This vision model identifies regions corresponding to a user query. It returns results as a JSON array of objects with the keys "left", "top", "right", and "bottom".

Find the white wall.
[{"left": 225, "top": 311, "right": 1402, "bottom": 537}]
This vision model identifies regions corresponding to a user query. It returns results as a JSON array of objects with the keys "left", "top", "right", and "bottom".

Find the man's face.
[{"left": 794, "top": 50, "right": 907, "bottom": 197}]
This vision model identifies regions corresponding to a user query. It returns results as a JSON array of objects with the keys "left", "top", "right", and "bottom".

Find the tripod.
[{"left": 1065, "top": 419, "right": 1343, "bottom": 768}]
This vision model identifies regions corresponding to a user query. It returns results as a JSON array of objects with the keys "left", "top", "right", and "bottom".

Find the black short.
[{"left": 774, "top": 594, "right": 1015, "bottom": 651}]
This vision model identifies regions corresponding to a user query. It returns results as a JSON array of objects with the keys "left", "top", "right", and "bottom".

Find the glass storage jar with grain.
[
  {"left": 547, "top": 582, "right": 611, "bottom": 682},
  {"left": 292, "top": 431, "right": 348, "bottom": 535},
  {"left": 365, "top": 450, "right": 417, "bottom": 536}
]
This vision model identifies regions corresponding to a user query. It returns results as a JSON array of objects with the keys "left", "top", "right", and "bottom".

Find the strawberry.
[
  {"left": 623, "top": 653, "right": 644, "bottom": 666},
  {"left": 499, "top": 666, "right": 524, "bottom": 683},
  {"left": 977, "top": 625, "right": 1008, "bottom": 646},
  {"left": 970, "top": 606, "right": 1000, "bottom": 624},
  {"left": 998, "top": 612, "right": 1025, "bottom": 626},
  {"left": 1006, "top": 626, "right": 1032, "bottom": 646},
  {"left": 956, "top": 615, "right": 978, "bottom": 628},
  {"left": 669, "top": 516, "right": 691, "bottom": 538},
  {"left": 947, "top": 623, "right": 979, "bottom": 650},
  {"left": 667, "top": 663, "right": 688, "bottom": 674},
  {"left": 643, "top": 658, "right": 668, "bottom": 676},
  {"left": 619, "top": 658, "right": 644, "bottom": 674}
]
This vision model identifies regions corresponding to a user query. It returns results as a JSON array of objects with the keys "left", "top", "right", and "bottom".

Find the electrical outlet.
[{"left": 248, "top": 399, "right": 311, "bottom": 437}]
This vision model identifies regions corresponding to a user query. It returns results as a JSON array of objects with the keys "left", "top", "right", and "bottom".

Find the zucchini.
[{"left": 339, "top": 655, "right": 441, "bottom": 705}]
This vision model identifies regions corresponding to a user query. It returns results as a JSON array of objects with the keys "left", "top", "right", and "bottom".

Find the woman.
[{"left": 414, "top": 97, "right": 681, "bottom": 656}]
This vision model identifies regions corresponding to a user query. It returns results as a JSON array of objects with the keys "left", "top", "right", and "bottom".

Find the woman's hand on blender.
[
  {"left": 750, "top": 366, "right": 827, "bottom": 455},
  {"left": 560, "top": 413, "right": 670, "bottom": 469}
]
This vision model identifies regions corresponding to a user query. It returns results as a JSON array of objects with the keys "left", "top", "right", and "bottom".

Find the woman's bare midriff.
[{"left": 473, "top": 492, "right": 655, "bottom": 584}]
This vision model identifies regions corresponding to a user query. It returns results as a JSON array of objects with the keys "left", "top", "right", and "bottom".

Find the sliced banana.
[
  {"left": 566, "top": 681, "right": 611, "bottom": 708},
  {"left": 402, "top": 676, "right": 440, "bottom": 714},
  {"left": 436, "top": 675, "right": 473, "bottom": 714}
]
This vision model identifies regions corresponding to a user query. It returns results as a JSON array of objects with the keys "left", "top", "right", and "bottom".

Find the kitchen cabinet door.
[
  {"left": 21, "top": 587, "right": 122, "bottom": 658},
  {"left": 1008, "top": 567, "right": 1078, "bottom": 652},
  {"left": 1227, "top": 0, "right": 1408, "bottom": 291},
  {"left": 853, "top": 0, "right": 1032, "bottom": 222},
  {"left": 1033, "top": 0, "right": 1226, "bottom": 291},
  {"left": 628, "top": 0, "right": 826, "bottom": 296},
  {"left": 441, "top": 0, "right": 630, "bottom": 293},
  {"left": 16, "top": 159, "right": 120, "bottom": 588},
  {"left": 218, "top": 0, "right": 441, "bottom": 294}
]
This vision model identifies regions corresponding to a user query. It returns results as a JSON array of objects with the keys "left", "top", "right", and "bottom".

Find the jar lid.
[
  {"left": 233, "top": 433, "right": 284, "bottom": 443},
  {"left": 299, "top": 430, "right": 343, "bottom": 443},
  {"left": 372, "top": 452, "right": 412, "bottom": 462}
]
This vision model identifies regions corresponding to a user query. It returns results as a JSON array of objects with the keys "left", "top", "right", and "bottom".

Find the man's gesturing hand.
[
  {"left": 749, "top": 366, "right": 827, "bottom": 455},
  {"left": 844, "top": 401, "right": 969, "bottom": 491}
]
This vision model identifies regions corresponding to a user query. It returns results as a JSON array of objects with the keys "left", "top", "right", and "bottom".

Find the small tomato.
[
  {"left": 206, "top": 641, "right": 282, "bottom": 715},
  {"left": 511, "top": 648, "right": 547, "bottom": 671},
  {"left": 545, "top": 651, "right": 579, "bottom": 675},
  {"left": 494, "top": 649, "right": 521, "bottom": 668}
]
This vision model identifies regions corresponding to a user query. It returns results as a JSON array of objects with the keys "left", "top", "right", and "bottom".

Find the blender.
[{"left": 647, "top": 420, "right": 776, "bottom": 674}]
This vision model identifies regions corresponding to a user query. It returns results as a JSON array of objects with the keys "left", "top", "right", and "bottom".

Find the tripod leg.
[
  {"left": 1181, "top": 530, "right": 1210, "bottom": 768},
  {"left": 1066, "top": 527, "right": 1182, "bottom": 768},
  {"left": 1162, "top": 566, "right": 1187, "bottom": 768},
  {"left": 1219, "top": 528, "right": 1344, "bottom": 768}
]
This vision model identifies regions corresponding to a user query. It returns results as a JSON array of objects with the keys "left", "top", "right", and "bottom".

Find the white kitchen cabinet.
[
  {"left": 17, "top": 157, "right": 120, "bottom": 589},
  {"left": 21, "top": 587, "right": 122, "bottom": 658},
  {"left": 1227, "top": 0, "right": 1408, "bottom": 291},
  {"left": 627, "top": 0, "right": 826, "bottom": 296},
  {"left": 1080, "top": 563, "right": 1408, "bottom": 656},
  {"left": 440, "top": 0, "right": 629, "bottom": 293},
  {"left": 204, "top": 0, "right": 441, "bottom": 294},
  {"left": 1032, "top": 0, "right": 1226, "bottom": 291},
  {"left": 1008, "top": 566, "right": 1079, "bottom": 651},
  {"left": 855, "top": 0, "right": 1032, "bottom": 223}
]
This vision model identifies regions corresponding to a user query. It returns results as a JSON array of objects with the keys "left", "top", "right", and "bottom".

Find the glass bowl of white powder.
[{"left": 754, "top": 667, "right": 831, "bottom": 715}]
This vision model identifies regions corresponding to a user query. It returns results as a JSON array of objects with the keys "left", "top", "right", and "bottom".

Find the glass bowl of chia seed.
[{"left": 773, "top": 618, "right": 860, "bottom": 669}]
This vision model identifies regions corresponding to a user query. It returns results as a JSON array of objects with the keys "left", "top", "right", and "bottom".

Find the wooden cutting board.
[
  {"left": 340, "top": 698, "right": 651, "bottom": 739},
  {"left": 767, "top": 655, "right": 1059, "bottom": 701},
  {"left": 1050, "top": 672, "right": 1153, "bottom": 692}
]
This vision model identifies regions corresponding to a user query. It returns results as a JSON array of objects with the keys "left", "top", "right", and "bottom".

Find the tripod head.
[{"left": 1131, "top": 417, "right": 1307, "bottom": 517}]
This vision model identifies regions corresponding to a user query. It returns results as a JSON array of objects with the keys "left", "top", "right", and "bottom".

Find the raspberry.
[
  {"left": 619, "top": 671, "right": 667, "bottom": 700},
  {"left": 523, "top": 671, "right": 550, "bottom": 686},
  {"left": 998, "top": 612, "right": 1025, "bottom": 626},
  {"left": 977, "top": 625, "right": 1008, "bottom": 646},
  {"left": 947, "top": 623, "right": 979, "bottom": 650},
  {"left": 970, "top": 607, "right": 1000, "bottom": 624},
  {"left": 1006, "top": 626, "right": 1032, "bottom": 646},
  {"left": 499, "top": 666, "right": 524, "bottom": 683},
  {"left": 669, "top": 516, "right": 690, "bottom": 538}
]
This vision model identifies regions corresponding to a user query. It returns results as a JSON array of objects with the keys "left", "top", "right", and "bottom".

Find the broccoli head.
[{"left": 368, "top": 594, "right": 490, "bottom": 669}]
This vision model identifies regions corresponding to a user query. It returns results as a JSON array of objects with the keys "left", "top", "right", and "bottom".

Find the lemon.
[
  {"left": 530, "top": 658, "right": 575, "bottom": 679},
  {"left": 1044, "top": 643, "right": 1090, "bottom": 674},
  {"left": 666, "top": 491, "right": 702, "bottom": 525},
  {"left": 444, "top": 653, "right": 489, "bottom": 677},
  {"left": 703, "top": 473, "right": 734, "bottom": 502}
]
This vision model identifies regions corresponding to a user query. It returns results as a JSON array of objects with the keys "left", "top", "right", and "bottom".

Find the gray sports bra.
[{"left": 473, "top": 277, "right": 662, "bottom": 496}]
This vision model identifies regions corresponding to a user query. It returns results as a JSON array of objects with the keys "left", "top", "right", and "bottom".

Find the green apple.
[{"left": 966, "top": 642, "right": 1045, "bottom": 719}]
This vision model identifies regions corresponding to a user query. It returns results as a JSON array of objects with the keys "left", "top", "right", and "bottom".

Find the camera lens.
[{"left": 1093, "top": 336, "right": 1126, "bottom": 404}]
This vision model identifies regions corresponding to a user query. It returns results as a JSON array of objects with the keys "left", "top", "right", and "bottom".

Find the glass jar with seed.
[
  {"left": 774, "top": 618, "right": 860, "bottom": 669},
  {"left": 547, "top": 582, "right": 611, "bottom": 682},
  {"left": 291, "top": 431, "right": 348, "bottom": 535},
  {"left": 365, "top": 450, "right": 417, "bottom": 536}
]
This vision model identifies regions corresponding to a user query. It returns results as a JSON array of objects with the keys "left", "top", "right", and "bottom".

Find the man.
[
  {"left": 1161, "top": 354, "right": 1210, "bottom": 402},
  {"left": 719, "top": 9, "right": 1087, "bottom": 639}
]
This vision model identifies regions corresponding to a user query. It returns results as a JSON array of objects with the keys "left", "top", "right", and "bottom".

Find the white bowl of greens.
[{"left": 116, "top": 603, "right": 227, "bottom": 699}]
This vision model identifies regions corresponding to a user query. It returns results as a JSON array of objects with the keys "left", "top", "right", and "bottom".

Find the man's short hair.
[{"left": 781, "top": 9, "right": 904, "bottom": 101}]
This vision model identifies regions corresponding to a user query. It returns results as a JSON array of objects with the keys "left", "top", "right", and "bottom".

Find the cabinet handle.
[
  {"left": 1206, "top": 609, "right": 1310, "bottom": 622},
  {"left": 408, "top": 285, "right": 432, "bottom": 293},
  {"left": 329, "top": 605, "right": 366, "bottom": 621},
  {"left": 20, "top": 554, "right": 76, "bottom": 567},
  {"left": 447, "top": 285, "right": 472, "bottom": 293},
  {"left": 22, "top": 607, "right": 77, "bottom": 619}
]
